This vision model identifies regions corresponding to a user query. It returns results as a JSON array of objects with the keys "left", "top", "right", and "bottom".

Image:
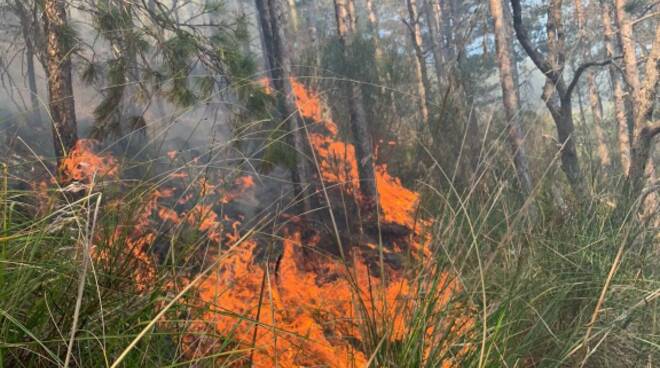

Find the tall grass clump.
[
  {"left": 0, "top": 116, "right": 657, "bottom": 368},
  {"left": 356, "top": 160, "right": 658, "bottom": 367},
  {"left": 0, "top": 167, "right": 245, "bottom": 367}
]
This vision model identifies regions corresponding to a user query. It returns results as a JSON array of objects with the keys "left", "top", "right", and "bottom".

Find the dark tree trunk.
[
  {"left": 14, "top": 0, "right": 42, "bottom": 125},
  {"left": 334, "top": 0, "right": 380, "bottom": 208},
  {"left": 44, "top": 0, "right": 78, "bottom": 165},
  {"left": 510, "top": 0, "right": 586, "bottom": 197},
  {"left": 256, "top": 0, "right": 313, "bottom": 212}
]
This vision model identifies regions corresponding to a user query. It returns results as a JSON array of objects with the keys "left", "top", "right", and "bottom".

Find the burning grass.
[
  {"left": 91, "top": 79, "right": 470, "bottom": 366},
  {"left": 1, "top": 80, "right": 656, "bottom": 368}
]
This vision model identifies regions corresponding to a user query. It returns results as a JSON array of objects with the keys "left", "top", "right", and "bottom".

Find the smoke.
[{"left": 0, "top": 1, "right": 243, "bottom": 161}]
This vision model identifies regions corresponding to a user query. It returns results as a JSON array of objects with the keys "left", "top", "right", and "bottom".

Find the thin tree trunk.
[
  {"left": 442, "top": 0, "right": 455, "bottom": 63},
  {"left": 405, "top": 0, "right": 432, "bottom": 132},
  {"left": 90, "top": 1, "right": 144, "bottom": 143},
  {"left": 237, "top": 0, "right": 252, "bottom": 54},
  {"left": 44, "top": 0, "right": 78, "bottom": 165},
  {"left": 574, "top": 0, "right": 610, "bottom": 166},
  {"left": 14, "top": 0, "right": 41, "bottom": 124},
  {"left": 334, "top": 0, "right": 379, "bottom": 207},
  {"left": 488, "top": 0, "right": 534, "bottom": 199},
  {"left": 575, "top": 77, "right": 588, "bottom": 126},
  {"left": 424, "top": 0, "right": 445, "bottom": 84},
  {"left": 287, "top": 0, "right": 299, "bottom": 32},
  {"left": 365, "top": 0, "right": 383, "bottom": 61},
  {"left": 256, "top": 0, "right": 313, "bottom": 211},
  {"left": 346, "top": 0, "right": 357, "bottom": 32},
  {"left": 587, "top": 72, "right": 610, "bottom": 166},
  {"left": 510, "top": 0, "right": 586, "bottom": 197},
  {"left": 600, "top": 0, "right": 631, "bottom": 172},
  {"left": 365, "top": 0, "right": 400, "bottom": 127},
  {"left": 544, "top": 0, "right": 584, "bottom": 193},
  {"left": 614, "top": 0, "right": 641, "bottom": 135},
  {"left": 304, "top": 0, "right": 320, "bottom": 80},
  {"left": 626, "top": 25, "right": 660, "bottom": 198},
  {"left": 502, "top": 3, "right": 521, "bottom": 100}
]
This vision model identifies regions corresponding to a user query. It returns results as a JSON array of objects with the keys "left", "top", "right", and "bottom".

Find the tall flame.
[
  {"left": 56, "top": 80, "right": 468, "bottom": 367},
  {"left": 190, "top": 80, "right": 464, "bottom": 366}
]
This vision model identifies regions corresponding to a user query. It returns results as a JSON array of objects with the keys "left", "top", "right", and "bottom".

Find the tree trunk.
[
  {"left": 613, "top": 0, "right": 660, "bottom": 206},
  {"left": 574, "top": 0, "right": 610, "bottom": 167},
  {"left": 14, "top": 0, "right": 41, "bottom": 125},
  {"left": 425, "top": 0, "right": 448, "bottom": 85},
  {"left": 488, "top": 0, "right": 534, "bottom": 198},
  {"left": 272, "top": 0, "right": 313, "bottom": 211},
  {"left": 633, "top": 25, "right": 660, "bottom": 131},
  {"left": 502, "top": 2, "right": 521, "bottom": 100},
  {"left": 287, "top": 0, "right": 299, "bottom": 32},
  {"left": 365, "top": 0, "right": 383, "bottom": 61},
  {"left": 255, "top": 0, "right": 276, "bottom": 73},
  {"left": 600, "top": 0, "right": 632, "bottom": 172},
  {"left": 626, "top": 25, "right": 660, "bottom": 202},
  {"left": 405, "top": 0, "right": 432, "bottom": 132},
  {"left": 510, "top": 0, "right": 586, "bottom": 197},
  {"left": 442, "top": 0, "right": 455, "bottom": 63},
  {"left": 256, "top": 0, "right": 313, "bottom": 211},
  {"left": 575, "top": 78, "right": 588, "bottom": 126},
  {"left": 544, "top": 0, "right": 585, "bottom": 193},
  {"left": 334, "top": 0, "right": 379, "bottom": 207},
  {"left": 587, "top": 72, "right": 610, "bottom": 166},
  {"left": 614, "top": 0, "right": 641, "bottom": 134},
  {"left": 346, "top": 0, "right": 357, "bottom": 32},
  {"left": 44, "top": 0, "right": 78, "bottom": 164},
  {"left": 304, "top": 0, "right": 320, "bottom": 80},
  {"left": 628, "top": 121, "right": 660, "bottom": 199}
]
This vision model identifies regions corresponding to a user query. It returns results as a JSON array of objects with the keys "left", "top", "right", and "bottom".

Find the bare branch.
[
  {"left": 510, "top": 0, "right": 560, "bottom": 85},
  {"left": 563, "top": 57, "right": 621, "bottom": 102},
  {"left": 642, "top": 120, "right": 660, "bottom": 140}
]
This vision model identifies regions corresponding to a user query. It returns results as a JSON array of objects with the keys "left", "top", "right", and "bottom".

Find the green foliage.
[
  {"left": 0, "top": 189, "right": 174, "bottom": 366},
  {"left": 81, "top": 61, "right": 100, "bottom": 84}
]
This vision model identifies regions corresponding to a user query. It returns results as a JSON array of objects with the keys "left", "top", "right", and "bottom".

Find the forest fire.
[
  {"left": 59, "top": 79, "right": 468, "bottom": 367},
  {"left": 183, "top": 80, "right": 463, "bottom": 366},
  {"left": 2, "top": 0, "right": 655, "bottom": 366},
  {"left": 13, "top": 77, "right": 469, "bottom": 367},
  {"left": 38, "top": 80, "right": 463, "bottom": 367}
]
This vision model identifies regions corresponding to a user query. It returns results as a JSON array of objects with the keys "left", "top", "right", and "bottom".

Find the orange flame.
[
  {"left": 67, "top": 79, "right": 468, "bottom": 367},
  {"left": 59, "top": 139, "right": 118, "bottom": 183},
  {"left": 190, "top": 79, "right": 466, "bottom": 366}
]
